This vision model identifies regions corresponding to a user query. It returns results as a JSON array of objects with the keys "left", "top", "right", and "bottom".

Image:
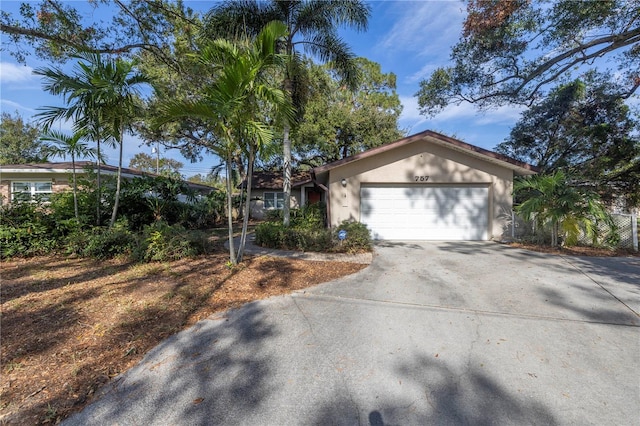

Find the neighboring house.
[
  {"left": 0, "top": 161, "right": 216, "bottom": 204},
  {"left": 247, "top": 130, "right": 537, "bottom": 241}
]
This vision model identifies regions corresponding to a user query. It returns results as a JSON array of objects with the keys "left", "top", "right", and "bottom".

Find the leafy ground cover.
[{"left": 1, "top": 240, "right": 365, "bottom": 424}]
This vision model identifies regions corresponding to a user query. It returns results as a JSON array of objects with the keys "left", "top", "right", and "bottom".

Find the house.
[
  {"left": 242, "top": 170, "right": 322, "bottom": 219},
  {"left": 246, "top": 130, "right": 537, "bottom": 241},
  {"left": 0, "top": 161, "right": 216, "bottom": 204}
]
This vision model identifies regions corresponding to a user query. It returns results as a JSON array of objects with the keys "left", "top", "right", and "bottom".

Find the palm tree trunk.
[
  {"left": 71, "top": 153, "right": 79, "bottom": 221},
  {"left": 237, "top": 145, "right": 255, "bottom": 263},
  {"left": 282, "top": 77, "right": 293, "bottom": 227},
  {"left": 96, "top": 138, "right": 101, "bottom": 226},
  {"left": 109, "top": 130, "right": 124, "bottom": 228},
  {"left": 226, "top": 153, "right": 238, "bottom": 265}
]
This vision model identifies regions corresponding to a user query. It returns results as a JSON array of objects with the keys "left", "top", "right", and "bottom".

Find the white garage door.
[{"left": 360, "top": 185, "right": 489, "bottom": 240}]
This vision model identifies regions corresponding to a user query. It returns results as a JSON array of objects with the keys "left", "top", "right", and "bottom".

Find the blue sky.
[{"left": 0, "top": 1, "right": 524, "bottom": 176}]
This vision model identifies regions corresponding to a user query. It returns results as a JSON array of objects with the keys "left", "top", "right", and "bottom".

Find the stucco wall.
[
  {"left": 326, "top": 140, "right": 514, "bottom": 240},
  {"left": 249, "top": 188, "right": 301, "bottom": 220}
]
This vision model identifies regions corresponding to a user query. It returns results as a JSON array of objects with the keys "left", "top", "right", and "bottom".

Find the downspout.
[{"left": 311, "top": 169, "right": 330, "bottom": 228}]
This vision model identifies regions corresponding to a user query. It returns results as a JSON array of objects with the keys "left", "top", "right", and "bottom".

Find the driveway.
[{"left": 64, "top": 242, "right": 640, "bottom": 425}]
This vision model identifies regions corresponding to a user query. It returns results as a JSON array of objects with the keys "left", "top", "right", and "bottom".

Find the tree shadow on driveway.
[
  {"left": 308, "top": 353, "right": 558, "bottom": 425},
  {"left": 64, "top": 301, "right": 278, "bottom": 425}
]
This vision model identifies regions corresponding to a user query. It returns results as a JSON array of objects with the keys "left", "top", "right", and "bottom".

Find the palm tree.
[
  {"left": 35, "top": 53, "right": 150, "bottom": 228},
  {"left": 36, "top": 56, "right": 111, "bottom": 225},
  {"left": 157, "top": 21, "right": 294, "bottom": 264},
  {"left": 40, "top": 129, "right": 98, "bottom": 220},
  {"left": 91, "top": 56, "right": 151, "bottom": 228},
  {"left": 514, "top": 171, "right": 613, "bottom": 247},
  {"left": 205, "top": 0, "right": 370, "bottom": 226}
]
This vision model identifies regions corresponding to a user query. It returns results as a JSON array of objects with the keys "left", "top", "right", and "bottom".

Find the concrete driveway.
[{"left": 65, "top": 242, "right": 640, "bottom": 426}]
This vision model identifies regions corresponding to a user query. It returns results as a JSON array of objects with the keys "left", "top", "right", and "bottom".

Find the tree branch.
[{"left": 1, "top": 23, "right": 150, "bottom": 54}]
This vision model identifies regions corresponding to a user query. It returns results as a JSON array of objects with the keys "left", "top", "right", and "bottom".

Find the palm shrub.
[{"left": 514, "top": 171, "right": 615, "bottom": 247}]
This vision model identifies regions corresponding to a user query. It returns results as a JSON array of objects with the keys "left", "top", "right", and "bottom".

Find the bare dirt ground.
[
  {"left": 0, "top": 251, "right": 365, "bottom": 425},
  {"left": 509, "top": 242, "right": 640, "bottom": 257}
]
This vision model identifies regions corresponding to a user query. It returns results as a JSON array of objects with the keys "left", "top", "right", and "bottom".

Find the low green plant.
[
  {"left": 0, "top": 202, "right": 58, "bottom": 258},
  {"left": 332, "top": 220, "right": 372, "bottom": 253},
  {"left": 82, "top": 219, "right": 138, "bottom": 259},
  {"left": 255, "top": 216, "right": 371, "bottom": 253},
  {"left": 136, "top": 221, "right": 196, "bottom": 262}
]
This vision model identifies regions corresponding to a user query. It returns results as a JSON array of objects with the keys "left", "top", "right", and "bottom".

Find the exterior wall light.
[{"left": 341, "top": 178, "right": 347, "bottom": 187}]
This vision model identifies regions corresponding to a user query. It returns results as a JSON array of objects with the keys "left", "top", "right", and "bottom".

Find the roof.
[
  {"left": 312, "top": 130, "right": 538, "bottom": 176},
  {"left": 240, "top": 171, "right": 313, "bottom": 189},
  {"left": 0, "top": 161, "right": 216, "bottom": 193}
]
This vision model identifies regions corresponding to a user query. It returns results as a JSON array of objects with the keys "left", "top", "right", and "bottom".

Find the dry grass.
[{"left": 0, "top": 252, "right": 365, "bottom": 425}]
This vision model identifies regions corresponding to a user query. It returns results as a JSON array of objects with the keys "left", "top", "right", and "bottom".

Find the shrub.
[
  {"left": 255, "top": 217, "right": 371, "bottom": 253},
  {"left": 0, "top": 202, "right": 58, "bottom": 258},
  {"left": 136, "top": 221, "right": 197, "bottom": 262},
  {"left": 331, "top": 220, "right": 372, "bottom": 253},
  {"left": 254, "top": 221, "right": 284, "bottom": 248},
  {"left": 81, "top": 219, "right": 138, "bottom": 259}
]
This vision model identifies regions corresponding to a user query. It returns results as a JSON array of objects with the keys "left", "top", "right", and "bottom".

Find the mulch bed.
[{"left": 1, "top": 253, "right": 365, "bottom": 425}]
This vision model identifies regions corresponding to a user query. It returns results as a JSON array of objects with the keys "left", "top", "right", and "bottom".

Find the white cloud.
[
  {"left": 406, "top": 63, "right": 440, "bottom": 84},
  {"left": 0, "top": 62, "right": 35, "bottom": 83},
  {"left": 378, "top": 2, "right": 465, "bottom": 59},
  {"left": 428, "top": 102, "right": 524, "bottom": 126},
  {"left": 0, "top": 99, "right": 36, "bottom": 113},
  {"left": 398, "top": 94, "right": 525, "bottom": 139}
]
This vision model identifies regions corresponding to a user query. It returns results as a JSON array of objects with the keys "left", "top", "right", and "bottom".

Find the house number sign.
[{"left": 414, "top": 175, "right": 430, "bottom": 182}]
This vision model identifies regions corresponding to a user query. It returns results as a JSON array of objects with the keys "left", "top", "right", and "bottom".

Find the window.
[
  {"left": 264, "top": 192, "right": 285, "bottom": 209},
  {"left": 11, "top": 181, "right": 53, "bottom": 202}
]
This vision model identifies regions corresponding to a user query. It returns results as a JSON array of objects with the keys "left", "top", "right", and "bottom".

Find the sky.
[{"left": 0, "top": 1, "right": 525, "bottom": 177}]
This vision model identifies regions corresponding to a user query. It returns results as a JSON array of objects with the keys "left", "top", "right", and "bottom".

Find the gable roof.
[
  {"left": 0, "top": 161, "right": 216, "bottom": 193},
  {"left": 241, "top": 171, "right": 313, "bottom": 189},
  {"left": 312, "top": 130, "right": 538, "bottom": 175}
]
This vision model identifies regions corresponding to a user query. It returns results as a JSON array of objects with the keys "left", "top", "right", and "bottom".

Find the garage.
[
  {"left": 311, "top": 130, "right": 537, "bottom": 241},
  {"left": 360, "top": 185, "right": 489, "bottom": 240}
]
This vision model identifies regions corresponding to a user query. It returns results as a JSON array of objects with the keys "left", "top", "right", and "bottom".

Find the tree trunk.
[
  {"left": 237, "top": 145, "right": 255, "bottom": 263},
  {"left": 226, "top": 153, "right": 238, "bottom": 265},
  {"left": 96, "top": 138, "right": 101, "bottom": 226},
  {"left": 71, "top": 153, "right": 79, "bottom": 221},
  {"left": 282, "top": 77, "right": 293, "bottom": 227},
  {"left": 551, "top": 220, "right": 558, "bottom": 247},
  {"left": 109, "top": 130, "right": 124, "bottom": 228}
]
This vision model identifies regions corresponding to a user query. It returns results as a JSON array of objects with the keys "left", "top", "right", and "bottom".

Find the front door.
[{"left": 306, "top": 188, "right": 322, "bottom": 205}]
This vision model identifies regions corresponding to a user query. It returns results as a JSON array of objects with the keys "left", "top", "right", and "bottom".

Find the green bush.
[
  {"left": 255, "top": 221, "right": 332, "bottom": 251},
  {"left": 255, "top": 216, "right": 371, "bottom": 253},
  {"left": 254, "top": 222, "right": 284, "bottom": 248},
  {"left": 332, "top": 220, "right": 372, "bottom": 253},
  {"left": 136, "top": 221, "right": 197, "bottom": 262},
  {"left": 81, "top": 219, "right": 138, "bottom": 260},
  {"left": 0, "top": 202, "right": 58, "bottom": 258}
]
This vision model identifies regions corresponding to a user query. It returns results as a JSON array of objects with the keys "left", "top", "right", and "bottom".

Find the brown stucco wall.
[{"left": 325, "top": 139, "right": 515, "bottom": 240}]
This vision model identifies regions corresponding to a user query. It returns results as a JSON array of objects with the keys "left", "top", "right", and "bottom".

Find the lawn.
[{"left": 0, "top": 232, "right": 365, "bottom": 425}]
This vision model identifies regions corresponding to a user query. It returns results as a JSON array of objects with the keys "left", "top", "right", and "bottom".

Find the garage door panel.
[{"left": 360, "top": 186, "right": 488, "bottom": 240}]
